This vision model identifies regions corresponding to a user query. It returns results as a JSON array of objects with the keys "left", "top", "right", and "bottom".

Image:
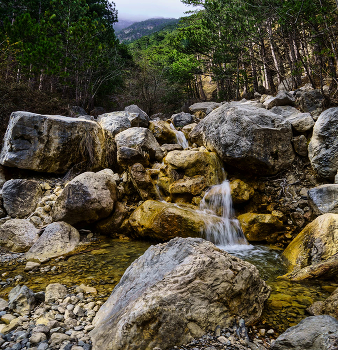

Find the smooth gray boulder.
[
  {"left": 53, "top": 170, "right": 117, "bottom": 225},
  {"left": 26, "top": 222, "right": 80, "bottom": 262},
  {"left": 2, "top": 179, "right": 42, "bottom": 218},
  {"left": 90, "top": 237, "right": 270, "bottom": 350},
  {"left": 189, "top": 102, "right": 221, "bottom": 116},
  {"left": 190, "top": 104, "right": 295, "bottom": 175},
  {"left": 308, "top": 184, "right": 338, "bottom": 215},
  {"left": 171, "top": 112, "right": 194, "bottom": 128},
  {"left": 97, "top": 111, "right": 131, "bottom": 137},
  {"left": 8, "top": 285, "right": 36, "bottom": 315},
  {"left": 263, "top": 91, "right": 295, "bottom": 109},
  {"left": 0, "top": 219, "right": 39, "bottom": 252},
  {"left": 0, "top": 112, "right": 108, "bottom": 174},
  {"left": 309, "top": 107, "right": 338, "bottom": 179},
  {"left": 286, "top": 112, "right": 314, "bottom": 133},
  {"left": 115, "top": 127, "right": 164, "bottom": 166},
  {"left": 271, "top": 315, "right": 338, "bottom": 350},
  {"left": 124, "top": 105, "right": 149, "bottom": 127},
  {"left": 271, "top": 105, "right": 299, "bottom": 118}
]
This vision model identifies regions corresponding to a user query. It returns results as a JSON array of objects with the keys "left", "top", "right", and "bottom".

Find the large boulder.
[
  {"left": 124, "top": 105, "right": 149, "bottom": 128},
  {"left": 158, "top": 150, "right": 224, "bottom": 200},
  {"left": 189, "top": 104, "right": 295, "bottom": 175},
  {"left": 271, "top": 316, "right": 338, "bottom": 350},
  {"left": 90, "top": 237, "right": 271, "bottom": 350},
  {"left": 171, "top": 112, "right": 194, "bottom": 128},
  {"left": 115, "top": 128, "right": 164, "bottom": 166},
  {"left": 0, "top": 219, "right": 39, "bottom": 252},
  {"left": 129, "top": 200, "right": 223, "bottom": 241},
  {"left": 53, "top": 170, "right": 117, "bottom": 225},
  {"left": 97, "top": 111, "right": 131, "bottom": 137},
  {"left": 2, "top": 179, "right": 42, "bottom": 218},
  {"left": 282, "top": 214, "right": 338, "bottom": 280},
  {"left": 0, "top": 111, "right": 108, "bottom": 174},
  {"left": 308, "top": 184, "right": 338, "bottom": 215},
  {"left": 149, "top": 121, "right": 177, "bottom": 144},
  {"left": 238, "top": 213, "right": 283, "bottom": 242},
  {"left": 263, "top": 91, "right": 295, "bottom": 109},
  {"left": 189, "top": 102, "right": 221, "bottom": 117},
  {"left": 8, "top": 285, "right": 36, "bottom": 316},
  {"left": 271, "top": 105, "right": 299, "bottom": 117},
  {"left": 286, "top": 112, "right": 314, "bottom": 133},
  {"left": 25, "top": 222, "right": 80, "bottom": 262},
  {"left": 295, "top": 89, "right": 326, "bottom": 117},
  {"left": 309, "top": 107, "right": 338, "bottom": 179}
]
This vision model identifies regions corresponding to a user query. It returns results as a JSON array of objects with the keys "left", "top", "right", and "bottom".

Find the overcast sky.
[{"left": 113, "top": 0, "right": 195, "bottom": 21}]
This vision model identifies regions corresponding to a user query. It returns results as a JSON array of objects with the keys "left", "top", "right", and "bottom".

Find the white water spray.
[
  {"left": 200, "top": 180, "right": 250, "bottom": 249},
  {"left": 170, "top": 123, "right": 189, "bottom": 149}
]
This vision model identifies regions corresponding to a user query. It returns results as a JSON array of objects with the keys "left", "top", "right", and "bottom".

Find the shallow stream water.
[{"left": 0, "top": 237, "right": 336, "bottom": 335}]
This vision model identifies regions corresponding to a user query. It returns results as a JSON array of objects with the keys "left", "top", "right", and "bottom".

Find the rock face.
[
  {"left": 97, "top": 111, "right": 131, "bottom": 137},
  {"left": 309, "top": 107, "right": 338, "bottom": 179},
  {"left": 26, "top": 222, "right": 80, "bottom": 262},
  {"left": 2, "top": 179, "right": 42, "bottom": 218},
  {"left": 149, "top": 120, "right": 177, "bottom": 144},
  {"left": 124, "top": 105, "right": 149, "bottom": 128},
  {"left": 308, "top": 184, "right": 338, "bottom": 215},
  {"left": 0, "top": 219, "right": 39, "bottom": 252},
  {"left": 91, "top": 237, "right": 270, "bottom": 350},
  {"left": 271, "top": 315, "right": 338, "bottom": 350},
  {"left": 171, "top": 112, "right": 194, "bottom": 128},
  {"left": 53, "top": 170, "right": 117, "bottom": 225},
  {"left": 282, "top": 214, "right": 338, "bottom": 280},
  {"left": 158, "top": 150, "right": 224, "bottom": 200},
  {"left": 8, "top": 285, "right": 36, "bottom": 316},
  {"left": 238, "top": 213, "right": 283, "bottom": 242},
  {"left": 0, "top": 111, "right": 108, "bottom": 174},
  {"left": 190, "top": 104, "right": 295, "bottom": 175},
  {"left": 129, "top": 200, "right": 222, "bottom": 241},
  {"left": 115, "top": 127, "right": 164, "bottom": 166},
  {"left": 263, "top": 91, "right": 295, "bottom": 109}
]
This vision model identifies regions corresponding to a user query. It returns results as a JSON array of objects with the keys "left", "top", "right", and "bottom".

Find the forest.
[{"left": 1, "top": 0, "right": 338, "bottom": 117}]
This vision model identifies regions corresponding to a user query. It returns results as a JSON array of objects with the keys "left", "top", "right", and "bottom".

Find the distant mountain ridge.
[
  {"left": 117, "top": 18, "right": 179, "bottom": 43},
  {"left": 114, "top": 19, "right": 136, "bottom": 33}
]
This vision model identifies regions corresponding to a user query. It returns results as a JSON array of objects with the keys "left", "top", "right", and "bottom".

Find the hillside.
[
  {"left": 114, "top": 19, "right": 136, "bottom": 32},
  {"left": 117, "top": 18, "right": 179, "bottom": 43}
]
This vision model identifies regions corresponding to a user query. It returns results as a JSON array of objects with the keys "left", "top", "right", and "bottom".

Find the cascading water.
[
  {"left": 170, "top": 123, "right": 189, "bottom": 149},
  {"left": 199, "top": 180, "right": 251, "bottom": 249}
]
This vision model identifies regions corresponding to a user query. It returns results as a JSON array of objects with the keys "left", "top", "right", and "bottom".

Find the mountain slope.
[
  {"left": 114, "top": 19, "right": 136, "bottom": 33},
  {"left": 117, "top": 18, "right": 179, "bottom": 43}
]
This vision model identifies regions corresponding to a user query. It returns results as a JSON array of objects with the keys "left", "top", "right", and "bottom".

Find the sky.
[{"left": 112, "top": 0, "right": 195, "bottom": 21}]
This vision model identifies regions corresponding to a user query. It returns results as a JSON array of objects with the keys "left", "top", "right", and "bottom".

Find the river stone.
[
  {"left": 53, "top": 170, "right": 117, "bottom": 225},
  {"left": 149, "top": 121, "right": 177, "bottom": 144},
  {"left": 308, "top": 184, "right": 338, "bottom": 215},
  {"left": 129, "top": 200, "right": 223, "bottom": 241},
  {"left": 0, "top": 298, "right": 8, "bottom": 311},
  {"left": 171, "top": 112, "right": 194, "bottom": 128},
  {"left": 271, "top": 315, "right": 338, "bottom": 350},
  {"left": 8, "top": 285, "right": 36, "bottom": 315},
  {"left": 2, "top": 179, "right": 42, "bottom": 218},
  {"left": 263, "top": 91, "right": 295, "bottom": 109},
  {"left": 26, "top": 222, "right": 80, "bottom": 262},
  {"left": 286, "top": 112, "right": 315, "bottom": 133},
  {"left": 115, "top": 127, "right": 164, "bottom": 166},
  {"left": 189, "top": 104, "right": 295, "bottom": 176},
  {"left": 320, "top": 288, "right": 338, "bottom": 319},
  {"left": 238, "top": 213, "right": 283, "bottom": 242},
  {"left": 90, "top": 237, "right": 270, "bottom": 350},
  {"left": 97, "top": 111, "right": 131, "bottom": 136},
  {"left": 0, "top": 219, "right": 39, "bottom": 252},
  {"left": 0, "top": 111, "right": 107, "bottom": 174},
  {"left": 309, "top": 107, "right": 338, "bottom": 179},
  {"left": 124, "top": 105, "right": 149, "bottom": 128},
  {"left": 45, "top": 283, "right": 67, "bottom": 303},
  {"left": 282, "top": 214, "right": 338, "bottom": 280}
]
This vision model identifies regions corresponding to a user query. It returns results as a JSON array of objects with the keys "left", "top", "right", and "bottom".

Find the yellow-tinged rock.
[
  {"left": 1, "top": 317, "right": 22, "bottom": 334},
  {"left": 36, "top": 316, "right": 52, "bottom": 325},
  {"left": 149, "top": 121, "right": 177, "bottom": 144},
  {"left": 129, "top": 200, "right": 222, "bottom": 241},
  {"left": 283, "top": 213, "right": 338, "bottom": 272},
  {"left": 238, "top": 213, "right": 283, "bottom": 242},
  {"left": 230, "top": 179, "right": 254, "bottom": 204}
]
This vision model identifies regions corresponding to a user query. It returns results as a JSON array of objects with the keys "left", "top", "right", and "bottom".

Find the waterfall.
[
  {"left": 199, "top": 180, "right": 250, "bottom": 248},
  {"left": 170, "top": 123, "right": 189, "bottom": 149}
]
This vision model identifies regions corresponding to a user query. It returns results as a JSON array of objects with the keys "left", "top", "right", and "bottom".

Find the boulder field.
[{"left": 0, "top": 91, "right": 337, "bottom": 349}]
